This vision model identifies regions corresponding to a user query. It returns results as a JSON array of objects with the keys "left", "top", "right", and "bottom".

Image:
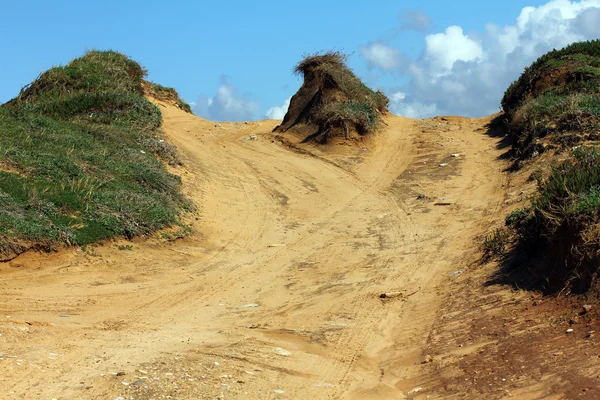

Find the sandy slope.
[{"left": 0, "top": 102, "right": 509, "bottom": 399}]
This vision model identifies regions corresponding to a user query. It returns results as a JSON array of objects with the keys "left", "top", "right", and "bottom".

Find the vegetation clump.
[
  {"left": 274, "top": 52, "right": 388, "bottom": 143},
  {"left": 501, "top": 40, "right": 600, "bottom": 156},
  {"left": 0, "top": 50, "right": 190, "bottom": 260},
  {"left": 503, "top": 147, "right": 600, "bottom": 293}
]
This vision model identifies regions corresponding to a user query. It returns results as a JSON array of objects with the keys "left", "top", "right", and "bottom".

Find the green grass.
[
  {"left": 483, "top": 228, "right": 510, "bottom": 259},
  {"left": 501, "top": 40, "right": 600, "bottom": 156},
  {"left": 313, "top": 101, "right": 380, "bottom": 135},
  {"left": 511, "top": 92, "right": 600, "bottom": 152},
  {"left": 505, "top": 147, "right": 600, "bottom": 292},
  {"left": 0, "top": 50, "right": 190, "bottom": 249},
  {"left": 502, "top": 40, "right": 600, "bottom": 112},
  {"left": 529, "top": 147, "right": 600, "bottom": 224}
]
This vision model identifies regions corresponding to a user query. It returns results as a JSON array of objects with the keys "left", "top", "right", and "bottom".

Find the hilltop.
[{"left": 0, "top": 50, "right": 192, "bottom": 260}]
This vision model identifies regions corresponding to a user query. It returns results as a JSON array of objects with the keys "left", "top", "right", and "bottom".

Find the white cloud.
[
  {"left": 391, "top": 102, "right": 438, "bottom": 119},
  {"left": 388, "top": 91, "right": 437, "bottom": 119},
  {"left": 423, "top": 26, "right": 483, "bottom": 75},
  {"left": 390, "top": 91, "right": 406, "bottom": 102},
  {"left": 193, "top": 77, "right": 258, "bottom": 122},
  {"left": 360, "top": 42, "right": 405, "bottom": 70},
  {"left": 265, "top": 97, "right": 291, "bottom": 120},
  {"left": 367, "top": 0, "right": 600, "bottom": 118}
]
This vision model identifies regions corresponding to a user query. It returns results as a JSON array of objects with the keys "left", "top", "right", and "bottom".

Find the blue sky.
[{"left": 1, "top": 0, "right": 599, "bottom": 120}]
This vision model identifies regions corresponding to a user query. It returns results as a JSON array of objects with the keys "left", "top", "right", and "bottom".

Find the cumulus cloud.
[
  {"left": 388, "top": 91, "right": 437, "bottom": 119},
  {"left": 366, "top": 0, "right": 600, "bottom": 118},
  {"left": 360, "top": 42, "right": 406, "bottom": 70},
  {"left": 399, "top": 9, "right": 433, "bottom": 33},
  {"left": 423, "top": 26, "right": 483, "bottom": 74},
  {"left": 193, "top": 77, "right": 259, "bottom": 122},
  {"left": 265, "top": 97, "right": 291, "bottom": 120}
]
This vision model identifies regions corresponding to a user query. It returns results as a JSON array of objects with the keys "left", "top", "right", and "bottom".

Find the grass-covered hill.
[
  {"left": 493, "top": 40, "right": 600, "bottom": 295},
  {"left": 502, "top": 40, "right": 600, "bottom": 157},
  {"left": 274, "top": 52, "right": 389, "bottom": 143},
  {"left": 0, "top": 50, "right": 191, "bottom": 260}
]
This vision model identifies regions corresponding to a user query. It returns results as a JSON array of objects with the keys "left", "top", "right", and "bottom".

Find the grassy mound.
[
  {"left": 274, "top": 52, "right": 388, "bottom": 143},
  {"left": 0, "top": 50, "right": 190, "bottom": 259},
  {"left": 501, "top": 40, "right": 600, "bottom": 156},
  {"left": 503, "top": 147, "right": 600, "bottom": 293}
]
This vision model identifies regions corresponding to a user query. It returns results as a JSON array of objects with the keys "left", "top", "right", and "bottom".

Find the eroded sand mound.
[{"left": 275, "top": 52, "right": 388, "bottom": 143}]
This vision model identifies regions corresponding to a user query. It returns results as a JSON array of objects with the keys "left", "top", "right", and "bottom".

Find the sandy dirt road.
[{"left": 0, "top": 103, "right": 508, "bottom": 399}]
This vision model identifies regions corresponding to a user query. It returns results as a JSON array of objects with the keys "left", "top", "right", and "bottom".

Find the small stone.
[
  {"left": 380, "top": 291, "right": 404, "bottom": 299},
  {"left": 439, "top": 163, "right": 448, "bottom": 167},
  {"left": 408, "top": 387, "right": 423, "bottom": 394},
  {"left": 274, "top": 389, "right": 285, "bottom": 394},
  {"left": 313, "top": 382, "right": 335, "bottom": 388},
  {"left": 273, "top": 347, "right": 291, "bottom": 356},
  {"left": 449, "top": 269, "right": 464, "bottom": 278},
  {"left": 420, "top": 355, "right": 434, "bottom": 364},
  {"left": 566, "top": 328, "right": 574, "bottom": 334},
  {"left": 586, "top": 330, "right": 596, "bottom": 339},
  {"left": 116, "top": 371, "right": 126, "bottom": 377},
  {"left": 583, "top": 305, "right": 592, "bottom": 314},
  {"left": 451, "top": 153, "right": 460, "bottom": 157}
]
